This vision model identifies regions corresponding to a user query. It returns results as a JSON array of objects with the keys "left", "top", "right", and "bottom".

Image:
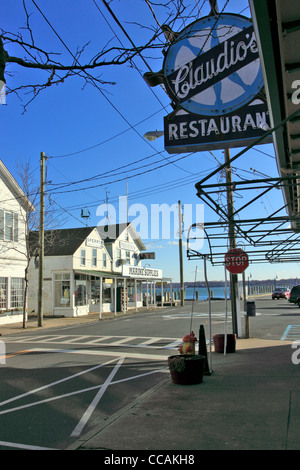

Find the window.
[
  {"left": 91, "top": 277, "right": 100, "bottom": 303},
  {"left": 11, "top": 278, "right": 23, "bottom": 308},
  {"left": 0, "top": 278, "right": 7, "bottom": 309},
  {"left": 0, "top": 210, "right": 18, "bottom": 242},
  {"left": 81, "top": 249, "right": 86, "bottom": 266},
  {"left": 92, "top": 249, "right": 97, "bottom": 267},
  {"left": 54, "top": 273, "right": 70, "bottom": 308},
  {"left": 126, "top": 251, "right": 130, "bottom": 265},
  {"left": 5, "top": 212, "right": 13, "bottom": 240},
  {"left": 103, "top": 252, "right": 107, "bottom": 268},
  {"left": 75, "top": 274, "right": 87, "bottom": 306},
  {"left": 103, "top": 280, "right": 112, "bottom": 303}
]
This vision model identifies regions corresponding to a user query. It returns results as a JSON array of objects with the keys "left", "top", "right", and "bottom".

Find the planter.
[
  {"left": 168, "top": 354, "right": 205, "bottom": 385},
  {"left": 213, "top": 334, "right": 236, "bottom": 353}
]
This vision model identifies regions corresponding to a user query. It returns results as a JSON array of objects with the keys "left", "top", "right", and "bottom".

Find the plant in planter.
[
  {"left": 167, "top": 331, "right": 206, "bottom": 385},
  {"left": 168, "top": 354, "right": 205, "bottom": 385}
]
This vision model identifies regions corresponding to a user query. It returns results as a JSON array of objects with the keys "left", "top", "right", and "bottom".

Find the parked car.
[
  {"left": 272, "top": 287, "right": 286, "bottom": 299},
  {"left": 288, "top": 285, "right": 300, "bottom": 307}
]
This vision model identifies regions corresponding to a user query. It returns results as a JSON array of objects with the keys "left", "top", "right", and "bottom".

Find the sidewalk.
[
  {"left": 1, "top": 309, "right": 300, "bottom": 450},
  {"left": 68, "top": 337, "right": 300, "bottom": 451}
]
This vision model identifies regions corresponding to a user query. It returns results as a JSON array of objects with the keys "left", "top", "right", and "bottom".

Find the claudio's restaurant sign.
[
  {"left": 162, "top": 13, "right": 263, "bottom": 116},
  {"left": 144, "top": 13, "right": 270, "bottom": 152}
]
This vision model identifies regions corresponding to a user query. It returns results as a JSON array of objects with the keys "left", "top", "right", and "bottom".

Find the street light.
[{"left": 143, "top": 130, "right": 164, "bottom": 141}]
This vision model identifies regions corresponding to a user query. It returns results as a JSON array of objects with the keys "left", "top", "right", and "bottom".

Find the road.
[{"left": 0, "top": 295, "right": 299, "bottom": 450}]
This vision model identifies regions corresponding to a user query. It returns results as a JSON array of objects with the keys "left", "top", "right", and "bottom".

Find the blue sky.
[{"left": 1, "top": 0, "right": 298, "bottom": 284}]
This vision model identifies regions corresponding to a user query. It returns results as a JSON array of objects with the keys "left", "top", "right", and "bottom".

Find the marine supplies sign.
[
  {"left": 162, "top": 13, "right": 263, "bottom": 116},
  {"left": 164, "top": 101, "right": 272, "bottom": 153},
  {"left": 122, "top": 265, "right": 163, "bottom": 279}
]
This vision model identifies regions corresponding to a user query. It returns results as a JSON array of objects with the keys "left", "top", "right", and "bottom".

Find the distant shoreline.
[{"left": 163, "top": 278, "right": 297, "bottom": 288}]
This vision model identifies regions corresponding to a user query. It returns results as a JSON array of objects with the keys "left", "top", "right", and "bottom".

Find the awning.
[
  {"left": 250, "top": 0, "right": 300, "bottom": 231},
  {"left": 75, "top": 270, "right": 120, "bottom": 278}
]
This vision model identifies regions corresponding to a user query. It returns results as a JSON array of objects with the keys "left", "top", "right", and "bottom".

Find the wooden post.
[{"left": 38, "top": 152, "right": 45, "bottom": 327}]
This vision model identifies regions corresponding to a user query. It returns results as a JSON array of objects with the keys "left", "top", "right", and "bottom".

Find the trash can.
[{"left": 246, "top": 301, "right": 256, "bottom": 316}]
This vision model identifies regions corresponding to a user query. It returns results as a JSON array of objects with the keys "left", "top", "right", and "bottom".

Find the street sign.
[{"left": 225, "top": 248, "right": 249, "bottom": 274}]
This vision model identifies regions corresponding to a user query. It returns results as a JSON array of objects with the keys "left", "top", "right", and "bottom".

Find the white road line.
[
  {"left": 0, "top": 356, "right": 118, "bottom": 408},
  {"left": 87, "top": 336, "right": 114, "bottom": 344},
  {"left": 0, "top": 364, "right": 167, "bottom": 416},
  {"left": 41, "top": 335, "right": 70, "bottom": 343},
  {"left": 138, "top": 337, "right": 163, "bottom": 346},
  {"left": 164, "top": 340, "right": 182, "bottom": 349},
  {"left": 111, "top": 336, "right": 138, "bottom": 346},
  {"left": 7, "top": 335, "right": 47, "bottom": 343},
  {"left": 0, "top": 440, "right": 56, "bottom": 450},
  {"left": 62, "top": 335, "right": 93, "bottom": 343},
  {"left": 71, "top": 357, "right": 124, "bottom": 437}
]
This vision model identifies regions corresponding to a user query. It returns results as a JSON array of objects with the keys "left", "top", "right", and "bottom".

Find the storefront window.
[
  {"left": 91, "top": 277, "right": 100, "bottom": 303},
  {"left": 127, "top": 281, "right": 135, "bottom": 302},
  {"left": 75, "top": 274, "right": 87, "bottom": 306},
  {"left": 0, "top": 277, "right": 7, "bottom": 309},
  {"left": 103, "top": 281, "right": 112, "bottom": 303},
  {"left": 136, "top": 281, "right": 142, "bottom": 301},
  {"left": 11, "top": 278, "right": 24, "bottom": 308},
  {"left": 54, "top": 273, "right": 70, "bottom": 308}
]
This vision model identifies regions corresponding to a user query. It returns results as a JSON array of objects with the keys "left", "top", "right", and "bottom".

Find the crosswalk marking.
[
  {"left": 4, "top": 334, "right": 184, "bottom": 350},
  {"left": 138, "top": 337, "right": 163, "bottom": 346},
  {"left": 41, "top": 335, "right": 70, "bottom": 343},
  {"left": 111, "top": 336, "right": 138, "bottom": 346}
]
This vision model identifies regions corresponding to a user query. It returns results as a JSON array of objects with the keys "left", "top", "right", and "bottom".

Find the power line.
[
  {"left": 49, "top": 151, "right": 196, "bottom": 195},
  {"left": 48, "top": 149, "right": 189, "bottom": 190},
  {"left": 64, "top": 165, "right": 216, "bottom": 212},
  {"left": 48, "top": 108, "right": 164, "bottom": 158}
]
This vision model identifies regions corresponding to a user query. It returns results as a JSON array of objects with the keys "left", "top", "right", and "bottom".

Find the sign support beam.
[{"left": 225, "top": 148, "right": 238, "bottom": 337}]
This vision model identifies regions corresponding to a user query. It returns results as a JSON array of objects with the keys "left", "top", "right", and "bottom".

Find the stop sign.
[{"left": 225, "top": 248, "right": 249, "bottom": 274}]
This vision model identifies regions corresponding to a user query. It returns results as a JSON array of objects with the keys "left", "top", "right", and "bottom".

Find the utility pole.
[
  {"left": 224, "top": 148, "right": 238, "bottom": 336},
  {"left": 38, "top": 152, "right": 46, "bottom": 327},
  {"left": 178, "top": 200, "right": 184, "bottom": 306}
]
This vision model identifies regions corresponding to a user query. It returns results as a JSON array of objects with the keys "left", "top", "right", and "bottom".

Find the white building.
[
  {"left": 28, "top": 223, "right": 163, "bottom": 318},
  {"left": 0, "top": 160, "right": 34, "bottom": 325}
]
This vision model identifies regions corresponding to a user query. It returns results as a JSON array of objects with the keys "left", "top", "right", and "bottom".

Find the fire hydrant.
[{"left": 179, "top": 331, "right": 197, "bottom": 355}]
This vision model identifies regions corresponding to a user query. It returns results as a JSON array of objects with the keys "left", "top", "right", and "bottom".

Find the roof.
[
  {"left": 29, "top": 227, "right": 95, "bottom": 256},
  {"left": 0, "top": 160, "right": 35, "bottom": 212},
  {"left": 29, "top": 223, "right": 146, "bottom": 256}
]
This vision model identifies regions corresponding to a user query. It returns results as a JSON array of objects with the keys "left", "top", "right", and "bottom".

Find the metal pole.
[
  {"left": 224, "top": 264, "right": 228, "bottom": 356},
  {"left": 178, "top": 200, "right": 184, "bottom": 306},
  {"left": 204, "top": 256, "right": 212, "bottom": 372},
  {"left": 38, "top": 152, "right": 45, "bottom": 327},
  {"left": 242, "top": 270, "right": 247, "bottom": 311}
]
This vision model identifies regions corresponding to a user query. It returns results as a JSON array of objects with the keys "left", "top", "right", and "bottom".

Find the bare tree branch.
[{"left": 1, "top": 0, "right": 202, "bottom": 108}]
